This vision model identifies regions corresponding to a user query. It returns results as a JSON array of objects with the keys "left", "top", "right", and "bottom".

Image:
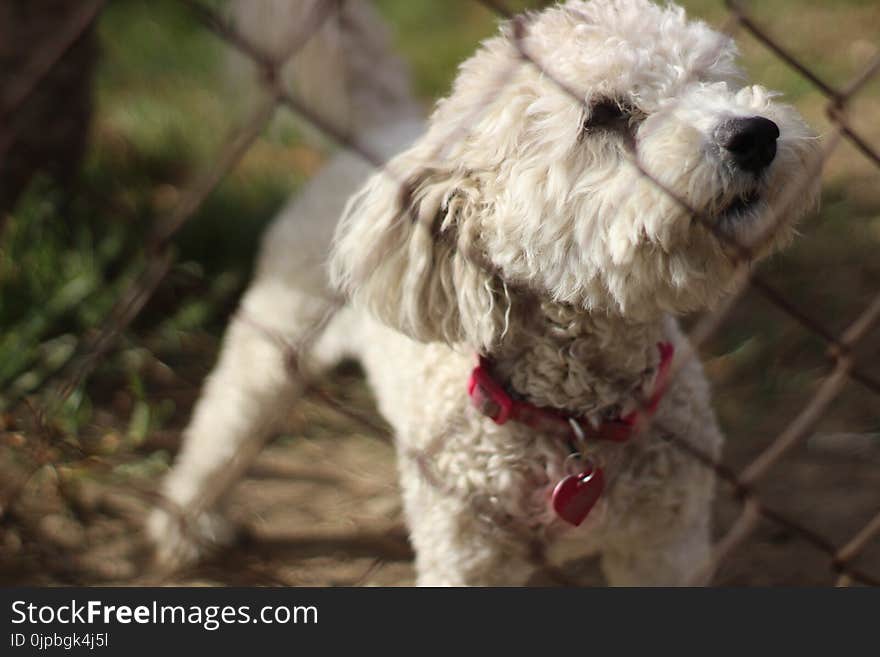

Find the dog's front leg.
[
  {"left": 600, "top": 510, "right": 712, "bottom": 586},
  {"left": 397, "top": 458, "right": 539, "bottom": 586}
]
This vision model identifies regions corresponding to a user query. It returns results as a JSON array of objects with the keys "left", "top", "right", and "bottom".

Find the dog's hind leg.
[{"left": 144, "top": 118, "right": 385, "bottom": 571}]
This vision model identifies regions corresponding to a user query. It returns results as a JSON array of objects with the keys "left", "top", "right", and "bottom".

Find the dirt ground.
[{"left": 3, "top": 341, "right": 878, "bottom": 588}]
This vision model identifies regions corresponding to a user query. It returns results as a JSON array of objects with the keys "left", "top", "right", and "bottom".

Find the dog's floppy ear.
[{"left": 329, "top": 149, "right": 508, "bottom": 350}]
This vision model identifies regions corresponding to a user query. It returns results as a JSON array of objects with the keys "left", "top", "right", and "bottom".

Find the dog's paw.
[{"left": 145, "top": 506, "right": 236, "bottom": 573}]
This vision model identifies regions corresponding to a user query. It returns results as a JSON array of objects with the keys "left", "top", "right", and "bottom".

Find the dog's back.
[{"left": 231, "top": 0, "right": 423, "bottom": 294}]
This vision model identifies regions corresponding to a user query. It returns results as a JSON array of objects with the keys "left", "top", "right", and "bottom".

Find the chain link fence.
[{"left": 1, "top": 0, "right": 879, "bottom": 586}]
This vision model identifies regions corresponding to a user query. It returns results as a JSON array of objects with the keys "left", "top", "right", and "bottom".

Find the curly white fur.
[{"left": 148, "top": 0, "right": 820, "bottom": 586}]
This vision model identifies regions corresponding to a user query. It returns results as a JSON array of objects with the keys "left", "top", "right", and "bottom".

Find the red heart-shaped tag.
[{"left": 551, "top": 466, "right": 605, "bottom": 526}]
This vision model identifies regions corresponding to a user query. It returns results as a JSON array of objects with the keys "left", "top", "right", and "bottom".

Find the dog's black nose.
[{"left": 717, "top": 116, "right": 780, "bottom": 173}]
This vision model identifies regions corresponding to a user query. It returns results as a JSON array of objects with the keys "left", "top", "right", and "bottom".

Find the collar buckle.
[{"left": 467, "top": 358, "right": 514, "bottom": 424}]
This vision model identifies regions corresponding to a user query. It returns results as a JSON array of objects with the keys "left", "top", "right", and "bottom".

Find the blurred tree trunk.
[{"left": 0, "top": 0, "right": 98, "bottom": 219}]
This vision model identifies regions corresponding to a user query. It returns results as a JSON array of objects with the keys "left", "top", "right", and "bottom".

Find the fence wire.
[{"left": 1, "top": 0, "right": 879, "bottom": 586}]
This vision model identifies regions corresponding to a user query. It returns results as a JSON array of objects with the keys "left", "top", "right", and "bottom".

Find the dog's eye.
[
  {"left": 586, "top": 99, "right": 627, "bottom": 126},
  {"left": 582, "top": 98, "right": 641, "bottom": 135}
]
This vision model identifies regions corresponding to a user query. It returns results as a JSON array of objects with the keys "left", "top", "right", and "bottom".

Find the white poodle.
[{"left": 148, "top": 0, "right": 820, "bottom": 585}]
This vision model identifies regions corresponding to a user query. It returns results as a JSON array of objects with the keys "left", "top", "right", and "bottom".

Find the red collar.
[
  {"left": 467, "top": 342, "right": 674, "bottom": 527},
  {"left": 468, "top": 342, "right": 675, "bottom": 444}
]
